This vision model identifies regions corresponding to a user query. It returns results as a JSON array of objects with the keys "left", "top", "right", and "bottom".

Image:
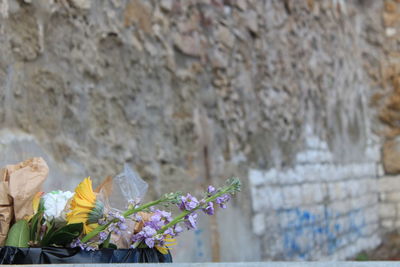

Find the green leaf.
[
  {"left": 108, "top": 243, "right": 117, "bottom": 249},
  {"left": 5, "top": 220, "right": 30, "bottom": 248},
  {"left": 29, "top": 211, "right": 44, "bottom": 242},
  {"left": 100, "top": 233, "right": 111, "bottom": 248},
  {"left": 41, "top": 223, "right": 83, "bottom": 247},
  {"left": 45, "top": 219, "right": 55, "bottom": 235},
  {"left": 38, "top": 198, "right": 45, "bottom": 212}
]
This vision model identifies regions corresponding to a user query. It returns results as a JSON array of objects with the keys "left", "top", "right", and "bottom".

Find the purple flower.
[
  {"left": 70, "top": 239, "right": 85, "bottom": 250},
  {"left": 85, "top": 245, "right": 96, "bottom": 251},
  {"left": 117, "top": 221, "right": 128, "bottom": 231},
  {"left": 70, "top": 238, "right": 96, "bottom": 251},
  {"left": 146, "top": 211, "right": 166, "bottom": 230},
  {"left": 128, "top": 197, "right": 141, "bottom": 207},
  {"left": 184, "top": 213, "right": 198, "bottom": 229},
  {"left": 202, "top": 201, "right": 214, "bottom": 215},
  {"left": 143, "top": 225, "right": 157, "bottom": 237},
  {"left": 99, "top": 231, "right": 108, "bottom": 241},
  {"left": 151, "top": 213, "right": 162, "bottom": 222},
  {"left": 131, "top": 224, "right": 159, "bottom": 247},
  {"left": 131, "top": 233, "right": 143, "bottom": 243},
  {"left": 134, "top": 214, "right": 142, "bottom": 221},
  {"left": 174, "top": 224, "right": 183, "bottom": 234},
  {"left": 164, "top": 228, "right": 173, "bottom": 235},
  {"left": 207, "top": 185, "right": 216, "bottom": 194},
  {"left": 179, "top": 194, "right": 199, "bottom": 211},
  {"left": 145, "top": 238, "right": 155, "bottom": 248},
  {"left": 216, "top": 194, "right": 231, "bottom": 209},
  {"left": 98, "top": 218, "right": 106, "bottom": 225},
  {"left": 159, "top": 210, "right": 172, "bottom": 222}
]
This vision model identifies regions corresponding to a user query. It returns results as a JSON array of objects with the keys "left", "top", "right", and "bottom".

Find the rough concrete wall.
[{"left": 0, "top": 0, "right": 386, "bottom": 262}]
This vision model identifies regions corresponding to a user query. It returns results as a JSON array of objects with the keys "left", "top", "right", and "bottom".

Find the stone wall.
[
  {"left": 373, "top": 0, "right": 400, "bottom": 238},
  {"left": 250, "top": 130, "right": 382, "bottom": 260},
  {"left": 0, "top": 0, "right": 390, "bottom": 262},
  {"left": 379, "top": 176, "right": 400, "bottom": 230}
]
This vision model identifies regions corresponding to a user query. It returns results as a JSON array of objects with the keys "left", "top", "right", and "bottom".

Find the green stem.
[
  {"left": 130, "top": 187, "right": 232, "bottom": 249},
  {"left": 158, "top": 187, "right": 231, "bottom": 234},
  {"left": 123, "top": 199, "right": 163, "bottom": 217},
  {"left": 81, "top": 178, "right": 240, "bottom": 246},
  {"left": 81, "top": 199, "right": 166, "bottom": 243},
  {"left": 81, "top": 222, "right": 111, "bottom": 243}
]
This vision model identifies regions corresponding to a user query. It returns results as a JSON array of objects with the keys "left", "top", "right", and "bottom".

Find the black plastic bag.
[{"left": 0, "top": 246, "right": 172, "bottom": 264}]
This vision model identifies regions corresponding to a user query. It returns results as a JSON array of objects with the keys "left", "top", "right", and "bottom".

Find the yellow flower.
[
  {"left": 33, "top": 192, "right": 44, "bottom": 214},
  {"left": 156, "top": 235, "right": 177, "bottom": 255},
  {"left": 67, "top": 177, "right": 104, "bottom": 234},
  {"left": 25, "top": 191, "right": 44, "bottom": 221}
]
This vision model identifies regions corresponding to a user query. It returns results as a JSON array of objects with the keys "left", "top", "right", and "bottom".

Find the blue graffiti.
[
  {"left": 194, "top": 229, "right": 204, "bottom": 258},
  {"left": 277, "top": 207, "right": 366, "bottom": 259}
]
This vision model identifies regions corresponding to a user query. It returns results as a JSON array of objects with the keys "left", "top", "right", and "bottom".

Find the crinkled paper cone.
[
  {"left": 0, "top": 171, "right": 12, "bottom": 246},
  {"left": 7, "top": 157, "right": 48, "bottom": 220},
  {"left": 0, "top": 157, "right": 48, "bottom": 245}
]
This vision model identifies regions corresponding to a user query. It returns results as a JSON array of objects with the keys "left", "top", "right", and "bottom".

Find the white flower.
[{"left": 43, "top": 190, "right": 74, "bottom": 222}]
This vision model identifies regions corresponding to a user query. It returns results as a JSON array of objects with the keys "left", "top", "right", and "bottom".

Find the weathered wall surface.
[
  {"left": 250, "top": 131, "right": 382, "bottom": 260},
  {"left": 0, "top": 0, "right": 389, "bottom": 262},
  {"left": 374, "top": 0, "right": 400, "bottom": 238}
]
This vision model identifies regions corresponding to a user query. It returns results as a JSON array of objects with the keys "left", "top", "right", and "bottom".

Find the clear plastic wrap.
[
  {"left": 106, "top": 164, "right": 148, "bottom": 211},
  {"left": 97, "top": 164, "right": 149, "bottom": 248}
]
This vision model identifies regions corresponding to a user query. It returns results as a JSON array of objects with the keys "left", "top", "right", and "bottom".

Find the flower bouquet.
[{"left": 0, "top": 158, "right": 241, "bottom": 264}]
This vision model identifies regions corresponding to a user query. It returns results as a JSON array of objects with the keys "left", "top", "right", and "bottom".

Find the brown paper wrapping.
[
  {"left": 0, "top": 157, "right": 48, "bottom": 245},
  {"left": 0, "top": 169, "right": 12, "bottom": 246}
]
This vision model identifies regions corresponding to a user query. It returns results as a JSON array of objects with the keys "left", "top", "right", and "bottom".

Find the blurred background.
[{"left": 0, "top": 0, "right": 399, "bottom": 262}]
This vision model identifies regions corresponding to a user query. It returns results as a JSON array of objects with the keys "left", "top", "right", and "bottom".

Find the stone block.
[
  {"left": 282, "top": 186, "right": 302, "bottom": 208},
  {"left": 366, "top": 145, "right": 380, "bottom": 162},
  {"left": 286, "top": 168, "right": 300, "bottom": 184},
  {"left": 379, "top": 203, "right": 396, "bottom": 218},
  {"left": 124, "top": 0, "right": 152, "bottom": 32},
  {"left": 70, "top": 0, "right": 91, "bottom": 9},
  {"left": 252, "top": 213, "right": 266, "bottom": 235},
  {"left": 265, "top": 168, "right": 280, "bottom": 184},
  {"left": 249, "top": 169, "right": 265, "bottom": 186},
  {"left": 385, "top": 1, "right": 397, "bottom": 13},
  {"left": 251, "top": 186, "right": 284, "bottom": 212},
  {"left": 352, "top": 194, "right": 378, "bottom": 209},
  {"left": 330, "top": 200, "right": 352, "bottom": 215},
  {"left": 328, "top": 181, "right": 348, "bottom": 200},
  {"left": 362, "top": 223, "right": 379, "bottom": 236},
  {"left": 383, "top": 11, "right": 400, "bottom": 27},
  {"left": 386, "top": 27, "right": 397, "bottom": 37},
  {"left": 251, "top": 187, "right": 266, "bottom": 212},
  {"left": 216, "top": 25, "right": 235, "bottom": 48},
  {"left": 304, "top": 135, "right": 322, "bottom": 149},
  {"left": 364, "top": 206, "right": 379, "bottom": 224},
  {"left": 386, "top": 191, "right": 400, "bottom": 202},
  {"left": 295, "top": 151, "right": 309, "bottom": 163},
  {"left": 364, "top": 163, "right": 378, "bottom": 177},
  {"left": 268, "top": 187, "right": 285, "bottom": 210},
  {"left": 346, "top": 180, "right": 362, "bottom": 197},
  {"left": 379, "top": 176, "right": 400, "bottom": 192},
  {"left": 301, "top": 183, "right": 325, "bottom": 204},
  {"left": 366, "top": 179, "right": 378, "bottom": 193},
  {"left": 160, "top": 0, "right": 173, "bottom": 12},
  {"left": 394, "top": 219, "right": 400, "bottom": 228},
  {"left": 382, "top": 219, "right": 395, "bottom": 229},
  {"left": 383, "top": 138, "right": 400, "bottom": 174},
  {"left": 377, "top": 163, "right": 385, "bottom": 177}
]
